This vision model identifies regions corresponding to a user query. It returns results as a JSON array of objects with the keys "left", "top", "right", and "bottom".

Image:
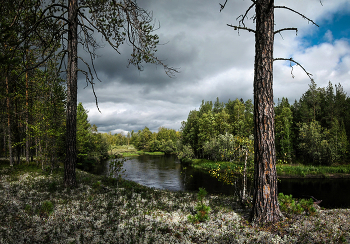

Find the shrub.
[
  {"left": 188, "top": 188, "right": 211, "bottom": 223},
  {"left": 38, "top": 200, "right": 54, "bottom": 217},
  {"left": 177, "top": 144, "right": 194, "bottom": 163},
  {"left": 278, "top": 193, "right": 316, "bottom": 216}
]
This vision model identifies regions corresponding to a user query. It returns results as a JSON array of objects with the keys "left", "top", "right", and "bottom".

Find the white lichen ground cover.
[{"left": 0, "top": 165, "right": 349, "bottom": 243}]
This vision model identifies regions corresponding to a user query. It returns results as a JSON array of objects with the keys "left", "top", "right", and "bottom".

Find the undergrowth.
[{"left": 278, "top": 193, "right": 317, "bottom": 216}]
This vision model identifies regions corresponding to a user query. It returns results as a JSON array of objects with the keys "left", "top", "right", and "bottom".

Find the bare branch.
[
  {"left": 274, "top": 28, "right": 298, "bottom": 36},
  {"left": 227, "top": 24, "right": 256, "bottom": 33},
  {"left": 79, "top": 11, "right": 104, "bottom": 97},
  {"left": 219, "top": 0, "right": 228, "bottom": 12},
  {"left": 78, "top": 57, "right": 101, "bottom": 112},
  {"left": 274, "top": 6, "right": 319, "bottom": 27},
  {"left": 38, "top": 3, "right": 68, "bottom": 19},
  {"left": 236, "top": 2, "right": 256, "bottom": 28},
  {"left": 274, "top": 58, "right": 313, "bottom": 80}
]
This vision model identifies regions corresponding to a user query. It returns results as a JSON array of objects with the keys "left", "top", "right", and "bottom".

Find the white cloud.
[{"left": 324, "top": 30, "right": 334, "bottom": 43}]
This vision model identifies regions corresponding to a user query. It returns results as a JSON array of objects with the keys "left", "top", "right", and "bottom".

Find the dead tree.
[{"left": 220, "top": 0, "right": 319, "bottom": 224}]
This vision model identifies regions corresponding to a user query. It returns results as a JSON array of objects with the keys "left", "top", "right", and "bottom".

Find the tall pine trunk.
[
  {"left": 6, "top": 74, "right": 13, "bottom": 166},
  {"left": 65, "top": 0, "right": 78, "bottom": 186},
  {"left": 250, "top": 0, "right": 282, "bottom": 223},
  {"left": 26, "top": 58, "right": 30, "bottom": 164}
]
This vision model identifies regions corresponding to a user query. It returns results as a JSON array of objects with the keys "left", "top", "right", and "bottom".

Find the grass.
[
  {"left": 108, "top": 145, "right": 138, "bottom": 156},
  {"left": 188, "top": 158, "right": 350, "bottom": 178},
  {"left": 0, "top": 161, "right": 350, "bottom": 243},
  {"left": 109, "top": 145, "right": 165, "bottom": 157},
  {"left": 277, "top": 164, "right": 350, "bottom": 178},
  {"left": 190, "top": 159, "right": 235, "bottom": 172}
]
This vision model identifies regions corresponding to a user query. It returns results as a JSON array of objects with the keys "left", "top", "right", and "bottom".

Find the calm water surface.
[{"left": 93, "top": 154, "right": 350, "bottom": 208}]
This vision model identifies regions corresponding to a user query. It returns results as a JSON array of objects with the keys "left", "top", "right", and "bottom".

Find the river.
[{"left": 92, "top": 154, "right": 350, "bottom": 208}]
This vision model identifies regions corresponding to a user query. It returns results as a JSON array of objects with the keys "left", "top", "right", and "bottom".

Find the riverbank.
[
  {"left": 0, "top": 161, "right": 349, "bottom": 243},
  {"left": 188, "top": 159, "right": 350, "bottom": 178},
  {"left": 108, "top": 145, "right": 165, "bottom": 157}
]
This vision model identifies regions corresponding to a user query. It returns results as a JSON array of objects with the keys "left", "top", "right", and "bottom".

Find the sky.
[{"left": 76, "top": 0, "right": 350, "bottom": 135}]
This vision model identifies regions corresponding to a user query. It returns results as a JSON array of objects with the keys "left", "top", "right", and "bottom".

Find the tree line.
[
  {"left": 178, "top": 81, "right": 349, "bottom": 166},
  {"left": 103, "top": 80, "right": 350, "bottom": 167}
]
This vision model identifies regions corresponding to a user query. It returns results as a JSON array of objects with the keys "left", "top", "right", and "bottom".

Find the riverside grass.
[
  {"left": 0, "top": 161, "right": 350, "bottom": 243},
  {"left": 190, "top": 159, "right": 350, "bottom": 178},
  {"left": 109, "top": 145, "right": 165, "bottom": 157}
]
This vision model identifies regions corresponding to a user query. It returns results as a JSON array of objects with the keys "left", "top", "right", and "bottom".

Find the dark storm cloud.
[{"left": 76, "top": 0, "right": 350, "bottom": 134}]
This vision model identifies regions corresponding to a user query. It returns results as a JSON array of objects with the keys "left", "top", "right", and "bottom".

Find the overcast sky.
[{"left": 77, "top": 0, "right": 350, "bottom": 135}]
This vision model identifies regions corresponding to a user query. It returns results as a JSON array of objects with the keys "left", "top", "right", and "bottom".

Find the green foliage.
[
  {"left": 188, "top": 188, "right": 211, "bottom": 223},
  {"left": 277, "top": 164, "right": 350, "bottom": 177},
  {"left": 278, "top": 193, "right": 316, "bottom": 216},
  {"left": 177, "top": 144, "right": 194, "bottom": 163},
  {"left": 38, "top": 200, "right": 54, "bottom": 217},
  {"left": 298, "top": 119, "right": 348, "bottom": 165},
  {"left": 206, "top": 135, "right": 254, "bottom": 198},
  {"left": 76, "top": 103, "right": 109, "bottom": 170},
  {"left": 92, "top": 181, "right": 101, "bottom": 189},
  {"left": 24, "top": 204, "right": 32, "bottom": 214},
  {"left": 48, "top": 181, "right": 58, "bottom": 193},
  {"left": 293, "top": 81, "right": 350, "bottom": 165},
  {"left": 109, "top": 156, "right": 127, "bottom": 188},
  {"left": 275, "top": 98, "right": 293, "bottom": 163},
  {"left": 179, "top": 85, "right": 350, "bottom": 167},
  {"left": 130, "top": 127, "right": 180, "bottom": 154},
  {"left": 179, "top": 98, "right": 254, "bottom": 161}
]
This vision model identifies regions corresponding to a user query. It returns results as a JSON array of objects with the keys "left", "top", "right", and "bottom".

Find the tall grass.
[
  {"left": 189, "top": 159, "right": 350, "bottom": 178},
  {"left": 277, "top": 164, "right": 350, "bottom": 177}
]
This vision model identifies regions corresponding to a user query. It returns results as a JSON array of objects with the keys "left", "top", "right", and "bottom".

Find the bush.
[
  {"left": 177, "top": 144, "right": 195, "bottom": 163},
  {"left": 38, "top": 200, "right": 54, "bottom": 217},
  {"left": 278, "top": 193, "right": 316, "bottom": 216}
]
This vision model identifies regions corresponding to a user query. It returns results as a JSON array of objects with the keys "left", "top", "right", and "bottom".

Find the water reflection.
[
  {"left": 93, "top": 155, "right": 350, "bottom": 208},
  {"left": 120, "top": 155, "right": 184, "bottom": 191},
  {"left": 103, "top": 154, "right": 236, "bottom": 194},
  {"left": 278, "top": 178, "right": 350, "bottom": 209}
]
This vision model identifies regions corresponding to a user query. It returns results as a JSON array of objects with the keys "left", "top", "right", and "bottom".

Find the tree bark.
[
  {"left": 64, "top": 0, "right": 78, "bottom": 187},
  {"left": 6, "top": 74, "right": 13, "bottom": 166},
  {"left": 250, "top": 0, "right": 282, "bottom": 224},
  {"left": 26, "top": 58, "right": 30, "bottom": 164}
]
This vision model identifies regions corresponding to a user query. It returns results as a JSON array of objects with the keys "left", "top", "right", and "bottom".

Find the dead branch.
[
  {"left": 236, "top": 2, "right": 256, "bottom": 28},
  {"left": 78, "top": 57, "right": 101, "bottom": 112},
  {"left": 219, "top": 0, "right": 228, "bottom": 12},
  {"left": 274, "top": 58, "right": 313, "bottom": 80},
  {"left": 227, "top": 24, "right": 256, "bottom": 33},
  {"left": 274, "top": 28, "right": 298, "bottom": 36},
  {"left": 274, "top": 6, "right": 319, "bottom": 27}
]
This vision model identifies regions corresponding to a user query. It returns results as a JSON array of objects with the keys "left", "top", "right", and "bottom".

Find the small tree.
[{"left": 109, "top": 156, "right": 127, "bottom": 188}]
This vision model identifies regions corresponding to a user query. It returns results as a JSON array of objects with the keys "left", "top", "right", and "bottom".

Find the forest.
[
  {"left": 178, "top": 80, "right": 350, "bottom": 166},
  {"left": 1, "top": 0, "right": 350, "bottom": 239},
  {"left": 2, "top": 73, "right": 349, "bottom": 171},
  {"left": 102, "top": 80, "right": 350, "bottom": 168}
]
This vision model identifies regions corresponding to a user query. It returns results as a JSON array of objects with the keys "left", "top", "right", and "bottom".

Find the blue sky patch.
[{"left": 301, "top": 9, "right": 350, "bottom": 47}]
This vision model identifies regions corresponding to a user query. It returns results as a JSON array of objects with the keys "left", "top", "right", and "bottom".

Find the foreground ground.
[{"left": 0, "top": 162, "right": 349, "bottom": 243}]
